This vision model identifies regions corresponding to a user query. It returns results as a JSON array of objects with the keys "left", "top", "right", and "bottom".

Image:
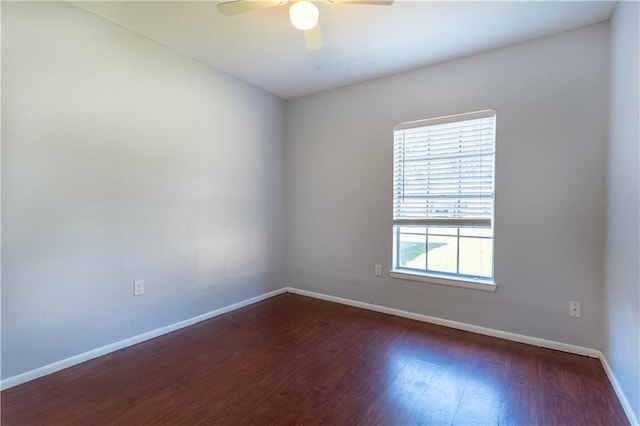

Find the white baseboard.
[
  {"left": 600, "top": 353, "right": 640, "bottom": 426},
  {"left": 285, "top": 287, "right": 640, "bottom": 425},
  {"left": 4, "top": 284, "right": 636, "bottom": 426},
  {"left": 285, "top": 287, "right": 601, "bottom": 358},
  {"left": 0, "top": 288, "right": 287, "bottom": 391}
]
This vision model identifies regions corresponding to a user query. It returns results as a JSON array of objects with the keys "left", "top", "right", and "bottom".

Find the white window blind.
[{"left": 393, "top": 110, "right": 496, "bottom": 228}]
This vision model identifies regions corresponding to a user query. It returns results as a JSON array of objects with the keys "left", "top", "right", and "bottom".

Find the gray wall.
[
  {"left": 605, "top": 1, "right": 640, "bottom": 419},
  {"left": 285, "top": 23, "right": 610, "bottom": 349},
  {"left": 1, "top": 2, "right": 285, "bottom": 379}
]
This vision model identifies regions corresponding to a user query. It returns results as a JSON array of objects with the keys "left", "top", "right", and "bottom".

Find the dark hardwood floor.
[{"left": 1, "top": 293, "right": 629, "bottom": 425}]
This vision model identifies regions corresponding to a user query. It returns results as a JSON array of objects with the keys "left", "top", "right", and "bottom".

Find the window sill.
[{"left": 389, "top": 269, "right": 497, "bottom": 292}]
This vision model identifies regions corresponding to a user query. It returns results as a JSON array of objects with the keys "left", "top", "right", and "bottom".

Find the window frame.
[{"left": 390, "top": 109, "right": 497, "bottom": 292}]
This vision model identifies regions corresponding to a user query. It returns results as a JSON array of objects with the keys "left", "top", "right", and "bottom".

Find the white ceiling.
[{"left": 73, "top": 1, "right": 615, "bottom": 99}]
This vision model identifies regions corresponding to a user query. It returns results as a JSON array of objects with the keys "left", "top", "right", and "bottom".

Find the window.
[{"left": 390, "top": 110, "right": 496, "bottom": 290}]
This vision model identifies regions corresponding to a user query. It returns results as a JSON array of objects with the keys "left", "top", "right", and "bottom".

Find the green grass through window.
[{"left": 400, "top": 242, "right": 446, "bottom": 264}]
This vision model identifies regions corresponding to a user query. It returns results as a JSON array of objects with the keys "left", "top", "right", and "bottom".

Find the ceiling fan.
[{"left": 217, "top": 0, "right": 394, "bottom": 50}]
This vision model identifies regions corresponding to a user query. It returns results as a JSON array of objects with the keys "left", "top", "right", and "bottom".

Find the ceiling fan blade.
[
  {"left": 324, "top": 0, "right": 393, "bottom": 5},
  {"left": 304, "top": 22, "right": 324, "bottom": 50},
  {"left": 217, "top": 0, "right": 286, "bottom": 16}
]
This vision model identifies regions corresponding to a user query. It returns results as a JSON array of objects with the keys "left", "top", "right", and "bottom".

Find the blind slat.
[
  {"left": 393, "top": 110, "right": 496, "bottom": 224},
  {"left": 393, "top": 218, "right": 491, "bottom": 227}
]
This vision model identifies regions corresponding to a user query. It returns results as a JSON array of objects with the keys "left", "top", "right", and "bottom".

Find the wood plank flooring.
[{"left": 1, "top": 293, "right": 629, "bottom": 425}]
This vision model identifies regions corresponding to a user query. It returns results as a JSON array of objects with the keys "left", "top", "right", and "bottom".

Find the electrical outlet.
[
  {"left": 374, "top": 264, "right": 382, "bottom": 276},
  {"left": 134, "top": 280, "right": 144, "bottom": 296},
  {"left": 569, "top": 301, "right": 581, "bottom": 318}
]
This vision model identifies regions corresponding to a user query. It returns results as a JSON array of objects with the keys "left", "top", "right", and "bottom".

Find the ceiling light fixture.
[{"left": 289, "top": 1, "right": 319, "bottom": 31}]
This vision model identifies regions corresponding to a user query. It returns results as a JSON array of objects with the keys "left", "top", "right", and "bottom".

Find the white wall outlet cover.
[
  {"left": 374, "top": 264, "right": 382, "bottom": 276},
  {"left": 569, "top": 300, "right": 582, "bottom": 318},
  {"left": 134, "top": 280, "right": 145, "bottom": 296}
]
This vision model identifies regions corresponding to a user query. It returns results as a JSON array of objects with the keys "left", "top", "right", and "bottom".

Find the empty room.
[{"left": 1, "top": 0, "right": 638, "bottom": 424}]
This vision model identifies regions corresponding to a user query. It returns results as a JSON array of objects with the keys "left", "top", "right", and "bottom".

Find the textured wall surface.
[
  {"left": 2, "top": 2, "right": 285, "bottom": 379},
  {"left": 605, "top": 1, "right": 640, "bottom": 420},
  {"left": 286, "top": 23, "right": 610, "bottom": 349}
]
